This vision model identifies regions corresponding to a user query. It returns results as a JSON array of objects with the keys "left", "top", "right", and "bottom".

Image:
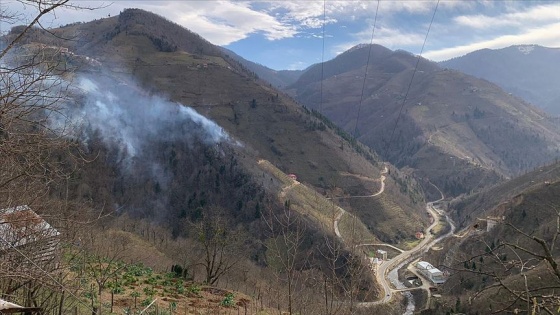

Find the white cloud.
[
  {"left": 159, "top": 1, "right": 297, "bottom": 44},
  {"left": 265, "top": 0, "right": 444, "bottom": 27},
  {"left": 424, "top": 22, "right": 560, "bottom": 61},
  {"left": 454, "top": 3, "right": 560, "bottom": 29},
  {"left": 333, "top": 25, "right": 426, "bottom": 55},
  {"left": 2, "top": 0, "right": 297, "bottom": 45},
  {"left": 287, "top": 61, "right": 306, "bottom": 70},
  {"left": 423, "top": 2, "right": 560, "bottom": 61},
  {"left": 5, "top": 0, "right": 558, "bottom": 70}
]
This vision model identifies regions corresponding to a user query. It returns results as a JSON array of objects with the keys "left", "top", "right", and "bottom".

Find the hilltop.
[
  {"left": 450, "top": 161, "right": 560, "bottom": 228},
  {"left": 47, "top": 8, "right": 429, "bottom": 243},
  {"left": 1, "top": 8, "right": 434, "bottom": 314},
  {"left": 441, "top": 45, "right": 560, "bottom": 115},
  {"left": 287, "top": 44, "right": 560, "bottom": 197}
]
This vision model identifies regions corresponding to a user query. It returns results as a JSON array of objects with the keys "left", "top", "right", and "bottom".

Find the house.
[
  {"left": 0, "top": 205, "right": 60, "bottom": 262},
  {"left": 416, "top": 261, "right": 445, "bottom": 284},
  {"left": 415, "top": 232, "right": 425, "bottom": 239},
  {"left": 288, "top": 174, "right": 297, "bottom": 181},
  {"left": 485, "top": 216, "right": 505, "bottom": 232},
  {"left": 377, "top": 249, "right": 387, "bottom": 260}
]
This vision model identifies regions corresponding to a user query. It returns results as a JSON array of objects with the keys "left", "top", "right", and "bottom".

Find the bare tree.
[
  {"left": 319, "top": 231, "right": 346, "bottom": 315},
  {"left": 262, "top": 200, "right": 311, "bottom": 315},
  {"left": 448, "top": 202, "right": 560, "bottom": 314},
  {"left": 0, "top": 0, "right": 107, "bottom": 210},
  {"left": 74, "top": 231, "right": 128, "bottom": 315},
  {"left": 195, "top": 210, "right": 238, "bottom": 285},
  {"left": 331, "top": 214, "right": 377, "bottom": 315},
  {"left": 0, "top": 1, "right": 98, "bottom": 312}
]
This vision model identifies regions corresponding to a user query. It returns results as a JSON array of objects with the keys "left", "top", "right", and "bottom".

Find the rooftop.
[
  {"left": 0, "top": 298, "right": 42, "bottom": 313},
  {"left": 0, "top": 205, "right": 60, "bottom": 251},
  {"left": 417, "top": 261, "right": 434, "bottom": 270}
]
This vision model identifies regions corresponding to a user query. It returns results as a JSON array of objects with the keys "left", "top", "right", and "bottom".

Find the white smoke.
[{"left": 60, "top": 75, "right": 231, "bottom": 161}]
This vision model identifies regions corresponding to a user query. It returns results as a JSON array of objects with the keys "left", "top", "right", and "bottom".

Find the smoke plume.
[{"left": 65, "top": 75, "right": 231, "bottom": 161}]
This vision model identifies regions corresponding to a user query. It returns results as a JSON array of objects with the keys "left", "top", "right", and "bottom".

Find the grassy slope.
[
  {"left": 450, "top": 161, "right": 560, "bottom": 228},
  {"left": 47, "top": 11, "right": 428, "bottom": 245},
  {"left": 422, "top": 163, "right": 560, "bottom": 313},
  {"left": 288, "top": 45, "right": 560, "bottom": 197},
  {"left": 69, "top": 229, "right": 277, "bottom": 315}
]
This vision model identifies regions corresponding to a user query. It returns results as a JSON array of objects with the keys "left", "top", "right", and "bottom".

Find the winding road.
[
  {"left": 333, "top": 166, "right": 388, "bottom": 239},
  {"left": 328, "top": 166, "right": 454, "bottom": 307},
  {"left": 358, "top": 181, "right": 455, "bottom": 307},
  {"left": 274, "top": 160, "right": 455, "bottom": 309}
]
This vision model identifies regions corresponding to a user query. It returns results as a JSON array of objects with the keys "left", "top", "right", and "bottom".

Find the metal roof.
[
  {"left": 417, "top": 261, "right": 433, "bottom": 270},
  {"left": 0, "top": 298, "right": 42, "bottom": 313},
  {"left": 0, "top": 205, "right": 60, "bottom": 251}
]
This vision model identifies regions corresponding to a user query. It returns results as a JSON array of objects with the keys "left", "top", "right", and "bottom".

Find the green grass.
[
  {"left": 401, "top": 239, "right": 421, "bottom": 251},
  {"left": 64, "top": 254, "right": 264, "bottom": 315},
  {"left": 258, "top": 159, "right": 379, "bottom": 245},
  {"left": 338, "top": 212, "right": 378, "bottom": 244}
]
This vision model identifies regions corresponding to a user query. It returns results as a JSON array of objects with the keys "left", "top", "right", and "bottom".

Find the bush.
[
  {"left": 145, "top": 277, "right": 157, "bottom": 285},
  {"left": 221, "top": 293, "right": 235, "bottom": 307},
  {"left": 187, "top": 284, "right": 200, "bottom": 295},
  {"left": 143, "top": 286, "right": 156, "bottom": 296},
  {"left": 176, "top": 283, "right": 185, "bottom": 294},
  {"left": 141, "top": 298, "right": 153, "bottom": 307}
]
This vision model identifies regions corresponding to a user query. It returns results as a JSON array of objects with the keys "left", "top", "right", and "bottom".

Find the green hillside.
[
  {"left": 0, "top": 9, "right": 433, "bottom": 315},
  {"left": 288, "top": 44, "right": 560, "bottom": 197}
]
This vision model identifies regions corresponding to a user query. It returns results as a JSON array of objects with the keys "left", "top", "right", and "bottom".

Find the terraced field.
[{"left": 257, "top": 159, "right": 378, "bottom": 243}]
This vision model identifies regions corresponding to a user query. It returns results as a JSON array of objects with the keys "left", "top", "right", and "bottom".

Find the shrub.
[
  {"left": 221, "top": 293, "right": 235, "bottom": 307},
  {"left": 141, "top": 298, "right": 153, "bottom": 307},
  {"left": 143, "top": 286, "right": 156, "bottom": 296},
  {"left": 176, "top": 283, "right": 185, "bottom": 294},
  {"left": 187, "top": 284, "right": 200, "bottom": 295}
]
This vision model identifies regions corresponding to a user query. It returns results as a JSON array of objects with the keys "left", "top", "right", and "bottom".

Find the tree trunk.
[{"left": 58, "top": 290, "right": 65, "bottom": 315}]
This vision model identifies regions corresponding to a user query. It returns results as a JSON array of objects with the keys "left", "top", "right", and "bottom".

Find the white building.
[
  {"left": 416, "top": 261, "right": 445, "bottom": 284},
  {"left": 377, "top": 249, "right": 387, "bottom": 260}
]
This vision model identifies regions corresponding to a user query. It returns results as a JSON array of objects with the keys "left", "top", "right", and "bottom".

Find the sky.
[{"left": 2, "top": 0, "right": 560, "bottom": 70}]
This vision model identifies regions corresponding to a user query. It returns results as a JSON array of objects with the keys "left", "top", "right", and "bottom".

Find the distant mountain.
[
  {"left": 287, "top": 44, "right": 560, "bottom": 197},
  {"left": 220, "top": 47, "right": 302, "bottom": 88},
  {"left": 440, "top": 45, "right": 560, "bottom": 115},
  {"left": 9, "top": 9, "right": 437, "bottom": 307}
]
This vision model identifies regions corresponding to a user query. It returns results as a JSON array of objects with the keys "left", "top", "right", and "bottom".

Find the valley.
[{"left": 2, "top": 3, "right": 560, "bottom": 315}]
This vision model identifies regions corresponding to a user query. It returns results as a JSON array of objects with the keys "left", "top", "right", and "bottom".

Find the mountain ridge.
[
  {"left": 220, "top": 47, "right": 302, "bottom": 88},
  {"left": 4, "top": 10, "right": 439, "bottom": 313},
  {"left": 287, "top": 43, "right": 560, "bottom": 197},
  {"left": 440, "top": 44, "right": 560, "bottom": 115},
  {"left": 421, "top": 161, "right": 560, "bottom": 314}
]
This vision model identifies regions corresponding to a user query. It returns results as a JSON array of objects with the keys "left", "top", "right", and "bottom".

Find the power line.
[
  {"left": 384, "top": 0, "right": 440, "bottom": 158},
  {"left": 319, "top": 0, "right": 326, "bottom": 114},
  {"left": 353, "top": 0, "right": 380, "bottom": 139}
]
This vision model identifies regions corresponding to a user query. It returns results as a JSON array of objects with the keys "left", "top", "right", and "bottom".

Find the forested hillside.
[
  {"left": 441, "top": 45, "right": 560, "bottom": 115},
  {"left": 422, "top": 162, "right": 560, "bottom": 314},
  {"left": 288, "top": 44, "right": 560, "bottom": 197},
  {"left": 0, "top": 8, "right": 432, "bottom": 315}
]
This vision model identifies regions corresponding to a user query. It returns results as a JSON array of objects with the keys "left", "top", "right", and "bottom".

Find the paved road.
[
  {"left": 358, "top": 187, "right": 453, "bottom": 307},
  {"left": 276, "top": 159, "right": 455, "bottom": 309},
  {"left": 357, "top": 243, "right": 404, "bottom": 253}
]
